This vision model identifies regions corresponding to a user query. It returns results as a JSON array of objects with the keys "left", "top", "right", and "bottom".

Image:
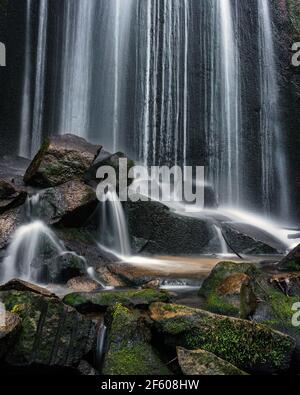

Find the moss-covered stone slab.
[
  {"left": 103, "top": 303, "right": 171, "bottom": 375},
  {"left": 149, "top": 302, "right": 295, "bottom": 374},
  {"left": 0, "top": 311, "right": 21, "bottom": 359},
  {"left": 63, "top": 289, "right": 171, "bottom": 313},
  {"left": 177, "top": 347, "right": 247, "bottom": 375},
  {"left": 199, "top": 261, "right": 259, "bottom": 317},
  {"left": 24, "top": 134, "right": 101, "bottom": 187},
  {"left": 0, "top": 290, "right": 96, "bottom": 367}
]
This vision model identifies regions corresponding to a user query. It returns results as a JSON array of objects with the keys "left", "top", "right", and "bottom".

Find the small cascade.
[
  {"left": 1, "top": 221, "right": 64, "bottom": 284},
  {"left": 213, "top": 225, "right": 229, "bottom": 256},
  {"left": 95, "top": 322, "right": 107, "bottom": 371},
  {"left": 99, "top": 190, "right": 131, "bottom": 256}
]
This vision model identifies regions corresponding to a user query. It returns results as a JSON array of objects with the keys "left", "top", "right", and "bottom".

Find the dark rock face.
[
  {"left": 150, "top": 302, "right": 295, "bottom": 374},
  {"left": 0, "top": 311, "right": 21, "bottom": 360},
  {"left": 221, "top": 223, "right": 287, "bottom": 255},
  {"left": 37, "top": 180, "right": 98, "bottom": 227},
  {"left": 0, "top": 180, "right": 27, "bottom": 215},
  {"left": 124, "top": 198, "right": 214, "bottom": 255},
  {"left": 103, "top": 303, "right": 171, "bottom": 375},
  {"left": 177, "top": 347, "right": 247, "bottom": 376},
  {"left": 24, "top": 134, "right": 101, "bottom": 188},
  {"left": 63, "top": 289, "right": 171, "bottom": 313},
  {"left": 38, "top": 251, "right": 87, "bottom": 284},
  {"left": 0, "top": 290, "right": 96, "bottom": 368}
]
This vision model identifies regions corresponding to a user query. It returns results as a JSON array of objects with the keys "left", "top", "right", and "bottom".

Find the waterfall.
[
  {"left": 19, "top": 0, "right": 48, "bottom": 158},
  {"left": 1, "top": 221, "right": 64, "bottom": 284},
  {"left": 99, "top": 190, "right": 131, "bottom": 256},
  {"left": 207, "top": 0, "right": 241, "bottom": 206},
  {"left": 258, "top": 0, "right": 290, "bottom": 221},
  {"left": 57, "top": 0, "right": 95, "bottom": 138},
  {"left": 18, "top": 0, "right": 32, "bottom": 158}
]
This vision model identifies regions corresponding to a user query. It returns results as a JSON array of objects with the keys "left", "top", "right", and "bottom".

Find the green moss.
[
  {"left": 260, "top": 286, "right": 300, "bottom": 336},
  {"left": 153, "top": 303, "right": 295, "bottom": 372},
  {"left": 204, "top": 293, "right": 240, "bottom": 317},
  {"left": 280, "top": 260, "right": 300, "bottom": 272},
  {"left": 63, "top": 289, "right": 171, "bottom": 311},
  {"left": 103, "top": 303, "right": 171, "bottom": 375},
  {"left": 287, "top": 0, "right": 300, "bottom": 37},
  {"left": 103, "top": 343, "right": 170, "bottom": 375}
]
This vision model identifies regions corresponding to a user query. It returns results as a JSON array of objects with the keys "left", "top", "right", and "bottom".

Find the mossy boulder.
[
  {"left": 149, "top": 302, "right": 295, "bottom": 374},
  {"left": 0, "top": 311, "right": 21, "bottom": 359},
  {"left": 24, "top": 134, "right": 101, "bottom": 187},
  {"left": 240, "top": 272, "right": 300, "bottom": 348},
  {"left": 63, "top": 289, "right": 171, "bottom": 313},
  {"left": 36, "top": 180, "right": 98, "bottom": 227},
  {"left": 177, "top": 347, "right": 247, "bottom": 375},
  {"left": 0, "top": 290, "right": 96, "bottom": 367},
  {"left": 103, "top": 303, "right": 171, "bottom": 375},
  {"left": 278, "top": 243, "right": 300, "bottom": 272},
  {"left": 199, "top": 261, "right": 260, "bottom": 317}
]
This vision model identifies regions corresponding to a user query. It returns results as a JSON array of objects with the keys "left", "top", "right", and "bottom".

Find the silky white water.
[
  {"left": 1, "top": 221, "right": 64, "bottom": 284},
  {"left": 99, "top": 190, "right": 131, "bottom": 256}
]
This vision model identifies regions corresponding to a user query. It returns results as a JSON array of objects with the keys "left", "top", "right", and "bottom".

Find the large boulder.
[
  {"left": 198, "top": 261, "right": 260, "bottom": 317},
  {"left": 35, "top": 251, "right": 88, "bottom": 284},
  {"left": 24, "top": 134, "right": 101, "bottom": 188},
  {"left": 36, "top": 180, "right": 98, "bottom": 227},
  {"left": 124, "top": 198, "right": 214, "bottom": 255},
  {"left": 0, "top": 311, "right": 21, "bottom": 359},
  {"left": 0, "top": 289, "right": 96, "bottom": 368},
  {"left": 63, "top": 289, "right": 171, "bottom": 313},
  {"left": 149, "top": 302, "right": 295, "bottom": 374},
  {"left": 103, "top": 303, "right": 171, "bottom": 375},
  {"left": 177, "top": 347, "right": 247, "bottom": 375}
]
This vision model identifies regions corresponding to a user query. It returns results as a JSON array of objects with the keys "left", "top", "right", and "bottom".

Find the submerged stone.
[{"left": 149, "top": 302, "right": 295, "bottom": 374}]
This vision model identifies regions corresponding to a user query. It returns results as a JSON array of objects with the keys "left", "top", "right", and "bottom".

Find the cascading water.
[
  {"left": 99, "top": 190, "right": 131, "bottom": 256},
  {"left": 15, "top": 1, "right": 294, "bottom": 225},
  {"left": 57, "top": 0, "right": 95, "bottom": 139},
  {"left": 258, "top": 0, "right": 290, "bottom": 221},
  {"left": 19, "top": 0, "right": 48, "bottom": 158},
  {"left": 207, "top": 0, "right": 241, "bottom": 206},
  {"left": 1, "top": 220, "right": 64, "bottom": 284}
]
